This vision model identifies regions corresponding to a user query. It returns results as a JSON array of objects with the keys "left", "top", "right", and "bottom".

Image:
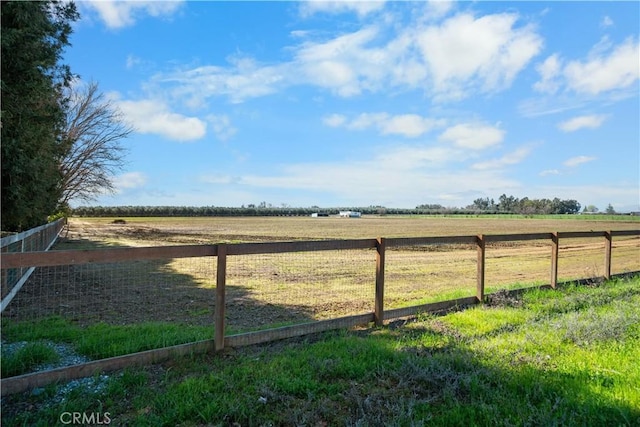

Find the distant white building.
[{"left": 339, "top": 211, "right": 361, "bottom": 218}]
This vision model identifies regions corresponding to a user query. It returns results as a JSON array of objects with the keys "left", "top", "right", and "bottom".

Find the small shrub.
[{"left": 555, "top": 302, "right": 640, "bottom": 346}]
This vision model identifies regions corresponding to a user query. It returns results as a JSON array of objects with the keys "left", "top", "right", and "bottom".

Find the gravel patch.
[
  {"left": 2, "top": 340, "right": 111, "bottom": 401},
  {"left": 2, "top": 340, "right": 90, "bottom": 371}
]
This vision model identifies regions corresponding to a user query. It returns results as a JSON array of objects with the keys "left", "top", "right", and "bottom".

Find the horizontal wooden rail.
[
  {"left": 225, "top": 238, "right": 376, "bottom": 255},
  {"left": 384, "top": 296, "right": 480, "bottom": 320},
  {"left": 2, "top": 231, "right": 638, "bottom": 270},
  {"left": 1, "top": 245, "right": 217, "bottom": 269},
  {"left": 0, "top": 219, "right": 65, "bottom": 248},
  {"left": 226, "top": 313, "right": 375, "bottom": 347},
  {"left": 0, "top": 339, "right": 215, "bottom": 396},
  {"left": 484, "top": 232, "right": 553, "bottom": 243},
  {"left": 557, "top": 231, "right": 606, "bottom": 239},
  {"left": 386, "top": 236, "right": 478, "bottom": 247},
  {"left": 611, "top": 230, "right": 640, "bottom": 237}
]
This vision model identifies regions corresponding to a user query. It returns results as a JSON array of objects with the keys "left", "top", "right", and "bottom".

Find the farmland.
[
  {"left": 5, "top": 214, "right": 637, "bottom": 332},
  {"left": 65, "top": 214, "right": 640, "bottom": 244}
]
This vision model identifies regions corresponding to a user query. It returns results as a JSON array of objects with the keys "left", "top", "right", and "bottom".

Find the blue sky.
[{"left": 66, "top": 1, "right": 639, "bottom": 212}]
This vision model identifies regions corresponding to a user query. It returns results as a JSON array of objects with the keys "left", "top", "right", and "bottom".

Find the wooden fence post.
[
  {"left": 375, "top": 237, "right": 386, "bottom": 327},
  {"left": 604, "top": 231, "right": 612, "bottom": 280},
  {"left": 476, "top": 235, "right": 485, "bottom": 302},
  {"left": 215, "top": 244, "right": 227, "bottom": 352},
  {"left": 551, "top": 232, "right": 559, "bottom": 289}
]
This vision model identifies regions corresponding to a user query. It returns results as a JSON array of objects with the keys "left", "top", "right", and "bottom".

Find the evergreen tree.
[{"left": 1, "top": 0, "right": 79, "bottom": 231}]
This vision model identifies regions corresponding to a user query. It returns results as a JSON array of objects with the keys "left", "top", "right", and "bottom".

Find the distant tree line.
[
  {"left": 464, "top": 194, "right": 581, "bottom": 215},
  {"left": 71, "top": 195, "right": 587, "bottom": 217}
]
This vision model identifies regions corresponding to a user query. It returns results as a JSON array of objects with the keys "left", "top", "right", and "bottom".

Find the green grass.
[
  {"left": 1, "top": 317, "right": 211, "bottom": 367},
  {"left": 1, "top": 342, "right": 61, "bottom": 378},
  {"left": 2, "top": 275, "right": 639, "bottom": 426}
]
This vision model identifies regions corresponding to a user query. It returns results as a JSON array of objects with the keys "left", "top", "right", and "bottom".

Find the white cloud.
[
  {"left": 557, "top": 114, "right": 608, "bottom": 132},
  {"left": 154, "top": 9, "right": 542, "bottom": 106},
  {"left": 325, "top": 112, "right": 445, "bottom": 137},
  {"left": 84, "top": 0, "right": 184, "bottom": 29},
  {"left": 380, "top": 114, "right": 445, "bottom": 138},
  {"left": 198, "top": 174, "right": 236, "bottom": 185},
  {"left": 601, "top": 16, "right": 614, "bottom": 28},
  {"left": 439, "top": 123, "right": 505, "bottom": 150},
  {"left": 113, "top": 172, "right": 147, "bottom": 191},
  {"left": 539, "top": 169, "right": 560, "bottom": 176},
  {"left": 236, "top": 144, "right": 519, "bottom": 207},
  {"left": 299, "top": 1, "right": 385, "bottom": 18},
  {"left": 471, "top": 146, "right": 533, "bottom": 170},
  {"left": 126, "top": 54, "right": 141, "bottom": 69},
  {"left": 374, "top": 144, "right": 466, "bottom": 170},
  {"left": 323, "top": 114, "right": 347, "bottom": 128},
  {"left": 564, "top": 37, "right": 639, "bottom": 95},
  {"left": 160, "top": 59, "right": 287, "bottom": 106},
  {"left": 346, "top": 113, "right": 389, "bottom": 130},
  {"left": 533, "top": 54, "right": 562, "bottom": 94},
  {"left": 293, "top": 26, "right": 384, "bottom": 97},
  {"left": 425, "top": 0, "right": 454, "bottom": 20},
  {"left": 564, "top": 156, "right": 597, "bottom": 167},
  {"left": 534, "top": 37, "right": 639, "bottom": 98},
  {"left": 207, "top": 115, "right": 237, "bottom": 141},
  {"left": 116, "top": 98, "right": 206, "bottom": 142},
  {"left": 418, "top": 12, "right": 543, "bottom": 100}
]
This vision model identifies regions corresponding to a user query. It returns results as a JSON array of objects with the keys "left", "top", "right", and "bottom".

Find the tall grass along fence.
[
  {"left": 1, "top": 219, "right": 65, "bottom": 313},
  {"left": 1, "top": 229, "right": 638, "bottom": 395}
]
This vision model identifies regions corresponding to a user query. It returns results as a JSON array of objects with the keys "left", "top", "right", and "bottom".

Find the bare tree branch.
[{"left": 59, "top": 81, "right": 133, "bottom": 206}]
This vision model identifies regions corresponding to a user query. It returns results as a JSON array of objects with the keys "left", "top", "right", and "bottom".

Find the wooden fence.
[
  {"left": 0, "top": 219, "right": 65, "bottom": 312},
  {"left": 0, "top": 229, "right": 638, "bottom": 395}
]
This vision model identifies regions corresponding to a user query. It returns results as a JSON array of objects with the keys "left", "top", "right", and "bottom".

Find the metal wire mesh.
[
  {"left": 225, "top": 248, "right": 375, "bottom": 333},
  {"left": 558, "top": 237, "right": 605, "bottom": 282},
  {"left": 384, "top": 244, "right": 477, "bottom": 308},
  {"left": 612, "top": 235, "right": 640, "bottom": 275},
  {"left": 1, "top": 220, "right": 64, "bottom": 301},
  {"left": 2, "top": 257, "right": 217, "bottom": 327},
  {"left": 484, "top": 241, "right": 551, "bottom": 292}
]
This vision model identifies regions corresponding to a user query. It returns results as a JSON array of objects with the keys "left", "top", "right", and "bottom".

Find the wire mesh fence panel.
[
  {"left": 1, "top": 242, "right": 24, "bottom": 300},
  {"left": 225, "top": 248, "right": 376, "bottom": 334},
  {"left": 384, "top": 244, "right": 477, "bottom": 309},
  {"left": 557, "top": 237, "right": 605, "bottom": 282},
  {"left": 1, "top": 255, "right": 216, "bottom": 375},
  {"left": 612, "top": 235, "right": 640, "bottom": 275},
  {"left": 2, "top": 257, "right": 216, "bottom": 326},
  {"left": 484, "top": 241, "right": 552, "bottom": 292}
]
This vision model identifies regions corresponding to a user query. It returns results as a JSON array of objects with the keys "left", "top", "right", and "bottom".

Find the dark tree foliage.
[
  {"left": 466, "top": 195, "right": 581, "bottom": 215},
  {"left": 1, "top": 0, "right": 79, "bottom": 231}
]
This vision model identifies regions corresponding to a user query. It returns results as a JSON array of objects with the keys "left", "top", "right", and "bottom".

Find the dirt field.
[
  {"left": 4, "top": 216, "right": 639, "bottom": 331},
  {"left": 64, "top": 215, "right": 640, "bottom": 244}
]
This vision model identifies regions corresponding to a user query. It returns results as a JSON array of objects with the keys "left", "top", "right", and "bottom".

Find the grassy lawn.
[{"left": 2, "top": 275, "right": 639, "bottom": 426}]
